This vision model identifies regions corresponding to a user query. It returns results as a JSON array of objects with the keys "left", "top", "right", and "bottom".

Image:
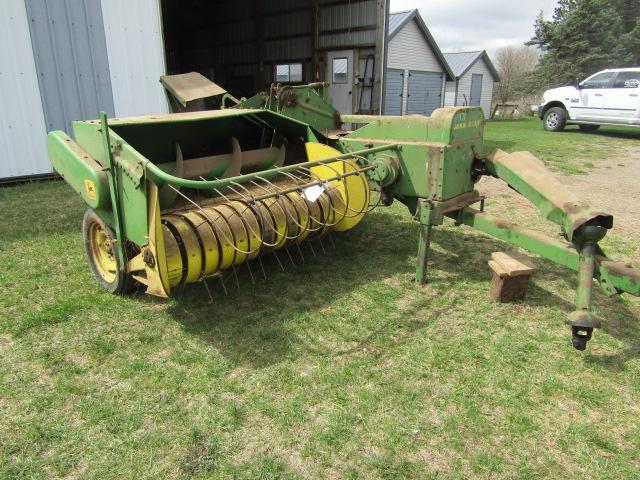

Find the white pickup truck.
[{"left": 538, "top": 68, "right": 640, "bottom": 132}]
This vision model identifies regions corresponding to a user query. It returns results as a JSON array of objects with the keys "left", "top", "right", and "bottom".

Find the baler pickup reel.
[
  {"left": 47, "top": 87, "right": 639, "bottom": 350},
  {"left": 143, "top": 140, "right": 382, "bottom": 296}
]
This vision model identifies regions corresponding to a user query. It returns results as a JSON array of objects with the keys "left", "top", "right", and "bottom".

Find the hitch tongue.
[{"left": 567, "top": 224, "right": 607, "bottom": 350}]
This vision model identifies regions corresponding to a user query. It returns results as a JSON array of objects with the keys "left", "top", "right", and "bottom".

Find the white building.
[
  {"left": 383, "top": 10, "right": 454, "bottom": 116},
  {"left": 0, "top": 0, "right": 387, "bottom": 181},
  {"left": 443, "top": 51, "right": 500, "bottom": 119}
]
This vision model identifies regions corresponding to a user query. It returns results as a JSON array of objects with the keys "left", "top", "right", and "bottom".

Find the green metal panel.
[
  {"left": 437, "top": 145, "right": 476, "bottom": 201},
  {"left": 235, "top": 84, "right": 340, "bottom": 135},
  {"left": 67, "top": 117, "right": 149, "bottom": 247},
  {"left": 72, "top": 120, "right": 109, "bottom": 166},
  {"left": 112, "top": 141, "right": 148, "bottom": 247},
  {"left": 339, "top": 107, "right": 483, "bottom": 204},
  {"left": 46, "top": 131, "right": 110, "bottom": 210}
]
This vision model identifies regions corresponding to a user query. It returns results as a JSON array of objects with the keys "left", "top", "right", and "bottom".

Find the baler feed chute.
[{"left": 46, "top": 83, "right": 639, "bottom": 351}]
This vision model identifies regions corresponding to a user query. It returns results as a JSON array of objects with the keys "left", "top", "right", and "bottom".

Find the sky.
[{"left": 389, "top": 0, "right": 560, "bottom": 56}]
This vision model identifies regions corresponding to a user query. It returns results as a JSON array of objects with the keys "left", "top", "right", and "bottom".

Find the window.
[
  {"left": 332, "top": 57, "right": 348, "bottom": 84},
  {"left": 290, "top": 63, "right": 302, "bottom": 82},
  {"left": 613, "top": 71, "right": 640, "bottom": 89},
  {"left": 274, "top": 63, "right": 303, "bottom": 83},
  {"left": 582, "top": 72, "right": 616, "bottom": 89}
]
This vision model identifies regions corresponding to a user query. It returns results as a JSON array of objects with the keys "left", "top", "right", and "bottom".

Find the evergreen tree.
[
  {"left": 628, "top": 20, "right": 640, "bottom": 65},
  {"left": 527, "top": 0, "right": 632, "bottom": 88},
  {"left": 609, "top": 0, "right": 639, "bottom": 32}
]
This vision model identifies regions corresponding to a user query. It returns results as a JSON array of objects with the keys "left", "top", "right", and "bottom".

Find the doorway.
[
  {"left": 406, "top": 71, "right": 443, "bottom": 116},
  {"left": 470, "top": 74, "right": 483, "bottom": 107},
  {"left": 326, "top": 50, "right": 354, "bottom": 114}
]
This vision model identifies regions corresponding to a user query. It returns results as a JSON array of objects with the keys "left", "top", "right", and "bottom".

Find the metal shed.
[
  {"left": 383, "top": 10, "right": 454, "bottom": 116},
  {"left": 443, "top": 50, "right": 500, "bottom": 119},
  {"left": 0, "top": 0, "right": 388, "bottom": 181},
  {"left": 160, "top": 0, "right": 387, "bottom": 116},
  {"left": 0, "top": 0, "right": 166, "bottom": 181}
]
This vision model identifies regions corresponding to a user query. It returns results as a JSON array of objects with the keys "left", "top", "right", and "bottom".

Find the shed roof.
[
  {"left": 443, "top": 51, "right": 501, "bottom": 82},
  {"left": 387, "top": 10, "right": 454, "bottom": 80},
  {"left": 388, "top": 10, "right": 413, "bottom": 36}
]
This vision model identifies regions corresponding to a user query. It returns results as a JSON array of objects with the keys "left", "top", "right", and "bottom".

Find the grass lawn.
[
  {"left": 484, "top": 117, "right": 640, "bottom": 173},
  {"left": 1, "top": 119, "right": 639, "bottom": 479}
]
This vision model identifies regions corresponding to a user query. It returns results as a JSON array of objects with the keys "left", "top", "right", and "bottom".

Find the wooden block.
[
  {"left": 490, "top": 251, "right": 536, "bottom": 277},
  {"left": 488, "top": 252, "right": 536, "bottom": 302},
  {"left": 488, "top": 260, "right": 509, "bottom": 278},
  {"left": 490, "top": 273, "right": 532, "bottom": 303}
]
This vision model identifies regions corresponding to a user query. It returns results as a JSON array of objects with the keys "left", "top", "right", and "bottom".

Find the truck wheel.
[
  {"left": 579, "top": 124, "right": 600, "bottom": 132},
  {"left": 543, "top": 107, "right": 567, "bottom": 132},
  {"left": 82, "top": 209, "right": 136, "bottom": 294}
]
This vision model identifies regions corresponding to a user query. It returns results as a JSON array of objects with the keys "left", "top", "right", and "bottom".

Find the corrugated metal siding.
[
  {"left": 318, "top": 0, "right": 377, "bottom": 48},
  {"left": 101, "top": 0, "right": 167, "bottom": 117},
  {"left": 263, "top": 0, "right": 305, "bottom": 14},
  {"left": 444, "top": 80, "right": 457, "bottom": 107},
  {"left": 264, "top": 10, "right": 312, "bottom": 62},
  {"left": 0, "top": 0, "right": 50, "bottom": 179},
  {"left": 456, "top": 57, "right": 494, "bottom": 119},
  {"left": 407, "top": 71, "right": 443, "bottom": 116},
  {"left": 25, "top": 0, "right": 115, "bottom": 135},
  {"left": 265, "top": 38, "right": 312, "bottom": 63},
  {"left": 386, "top": 19, "right": 443, "bottom": 72},
  {"left": 383, "top": 69, "right": 403, "bottom": 115}
]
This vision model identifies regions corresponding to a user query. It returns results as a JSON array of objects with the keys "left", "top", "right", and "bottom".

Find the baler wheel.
[{"left": 82, "top": 209, "right": 135, "bottom": 294}]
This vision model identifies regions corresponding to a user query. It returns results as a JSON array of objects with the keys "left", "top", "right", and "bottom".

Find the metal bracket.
[{"left": 111, "top": 140, "right": 144, "bottom": 188}]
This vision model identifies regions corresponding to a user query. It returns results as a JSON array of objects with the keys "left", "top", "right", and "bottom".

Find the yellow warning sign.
[{"left": 84, "top": 179, "right": 96, "bottom": 200}]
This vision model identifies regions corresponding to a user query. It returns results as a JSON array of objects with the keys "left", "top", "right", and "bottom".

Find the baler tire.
[
  {"left": 543, "top": 107, "right": 567, "bottom": 132},
  {"left": 82, "top": 209, "right": 136, "bottom": 295}
]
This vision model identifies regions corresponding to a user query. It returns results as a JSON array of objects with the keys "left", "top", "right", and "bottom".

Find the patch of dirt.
[{"left": 477, "top": 146, "right": 640, "bottom": 236}]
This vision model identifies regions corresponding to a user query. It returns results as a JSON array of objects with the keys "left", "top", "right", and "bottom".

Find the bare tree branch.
[{"left": 494, "top": 46, "right": 540, "bottom": 103}]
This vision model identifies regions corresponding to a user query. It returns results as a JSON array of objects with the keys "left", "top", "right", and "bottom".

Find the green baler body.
[{"left": 45, "top": 83, "right": 639, "bottom": 349}]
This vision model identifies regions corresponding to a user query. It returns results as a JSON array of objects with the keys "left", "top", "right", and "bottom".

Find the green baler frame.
[{"left": 46, "top": 84, "right": 639, "bottom": 350}]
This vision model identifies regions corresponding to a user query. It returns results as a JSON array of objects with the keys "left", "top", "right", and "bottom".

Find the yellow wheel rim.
[
  {"left": 306, "top": 142, "right": 370, "bottom": 232},
  {"left": 87, "top": 221, "right": 118, "bottom": 283}
]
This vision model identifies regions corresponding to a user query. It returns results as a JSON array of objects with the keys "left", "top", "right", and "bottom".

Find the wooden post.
[{"left": 488, "top": 252, "right": 537, "bottom": 303}]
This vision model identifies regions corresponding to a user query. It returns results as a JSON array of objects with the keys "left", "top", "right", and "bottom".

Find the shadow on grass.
[
  {"left": 163, "top": 210, "right": 640, "bottom": 370},
  {"left": 164, "top": 211, "right": 419, "bottom": 367}
]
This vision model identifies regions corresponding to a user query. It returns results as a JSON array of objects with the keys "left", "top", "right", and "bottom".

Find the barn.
[
  {"left": 0, "top": 0, "right": 387, "bottom": 181},
  {"left": 443, "top": 50, "right": 500, "bottom": 119},
  {"left": 382, "top": 9, "right": 454, "bottom": 116}
]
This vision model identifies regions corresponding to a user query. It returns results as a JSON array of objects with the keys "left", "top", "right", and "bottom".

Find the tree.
[
  {"left": 494, "top": 46, "right": 540, "bottom": 103},
  {"left": 526, "top": 0, "right": 633, "bottom": 89},
  {"left": 610, "top": 0, "right": 640, "bottom": 65},
  {"left": 609, "top": 0, "right": 639, "bottom": 32},
  {"left": 627, "top": 20, "right": 640, "bottom": 65}
]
